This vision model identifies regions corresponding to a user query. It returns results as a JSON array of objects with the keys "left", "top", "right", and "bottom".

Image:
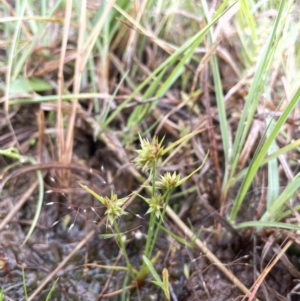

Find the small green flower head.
[
  {"left": 145, "top": 194, "right": 164, "bottom": 219},
  {"left": 104, "top": 192, "right": 128, "bottom": 226},
  {"left": 133, "top": 134, "right": 165, "bottom": 172},
  {"left": 78, "top": 183, "right": 128, "bottom": 227},
  {"left": 156, "top": 172, "right": 180, "bottom": 190}
]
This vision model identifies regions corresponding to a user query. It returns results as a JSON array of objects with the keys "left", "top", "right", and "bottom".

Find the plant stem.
[
  {"left": 136, "top": 211, "right": 156, "bottom": 282},
  {"left": 144, "top": 160, "right": 158, "bottom": 258},
  {"left": 152, "top": 160, "right": 157, "bottom": 195},
  {"left": 137, "top": 160, "right": 158, "bottom": 281},
  {"left": 113, "top": 219, "right": 134, "bottom": 277},
  {"left": 144, "top": 212, "right": 156, "bottom": 258},
  {"left": 148, "top": 190, "right": 171, "bottom": 258}
]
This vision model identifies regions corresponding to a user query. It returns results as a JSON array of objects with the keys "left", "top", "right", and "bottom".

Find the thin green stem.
[
  {"left": 137, "top": 160, "right": 158, "bottom": 282},
  {"left": 144, "top": 160, "right": 158, "bottom": 259},
  {"left": 152, "top": 160, "right": 157, "bottom": 195},
  {"left": 137, "top": 211, "right": 156, "bottom": 282},
  {"left": 148, "top": 190, "right": 171, "bottom": 258},
  {"left": 113, "top": 219, "right": 134, "bottom": 277},
  {"left": 144, "top": 212, "right": 156, "bottom": 259},
  {"left": 22, "top": 268, "right": 28, "bottom": 300}
]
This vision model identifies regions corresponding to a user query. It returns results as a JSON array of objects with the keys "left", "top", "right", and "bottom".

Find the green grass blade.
[
  {"left": 230, "top": 85, "right": 300, "bottom": 221},
  {"left": 229, "top": 0, "right": 291, "bottom": 221},
  {"left": 5, "top": 0, "right": 28, "bottom": 110},
  {"left": 229, "top": 0, "right": 286, "bottom": 180},
  {"left": 200, "top": 0, "right": 233, "bottom": 192},
  {"left": 125, "top": 68, "right": 167, "bottom": 128},
  {"left": 231, "top": 138, "right": 300, "bottom": 187},
  {"left": 106, "top": 1, "right": 231, "bottom": 128},
  {"left": 0, "top": 148, "right": 44, "bottom": 245},
  {"left": 12, "top": 0, "right": 63, "bottom": 80},
  {"left": 128, "top": 39, "right": 199, "bottom": 128},
  {"left": 128, "top": 2, "right": 236, "bottom": 128},
  {"left": 22, "top": 268, "right": 28, "bottom": 300},
  {"left": 142, "top": 255, "right": 163, "bottom": 288},
  {"left": 266, "top": 117, "right": 279, "bottom": 209},
  {"left": 161, "top": 226, "right": 193, "bottom": 248},
  {"left": 261, "top": 172, "right": 300, "bottom": 222},
  {"left": 22, "top": 169, "right": 44, "bottom": 245},
  {"left": 235, "top": 221, "right": 300, "bottom": 231},
  {"left": 45, "top": 278, "right": 59, "bottom": 301},
  {"left": 102, "top": 70, "right": 129, "bottom": 129},
  {"left": 276, "top": 204, "right": 300, "bottom": 221},
  {"left": 9, "top": 93, "right": 111, "bottom": 105}
]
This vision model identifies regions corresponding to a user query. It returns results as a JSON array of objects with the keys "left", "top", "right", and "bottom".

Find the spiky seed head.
[
  {"left": 133, "top": 135, "right": 165, "bottom": 172},
  {"left": 156, "top": 172, "right": 181, "bottom": 190},
  {"left": 145, "top": 194, "right": 164, "bottom": 219}
]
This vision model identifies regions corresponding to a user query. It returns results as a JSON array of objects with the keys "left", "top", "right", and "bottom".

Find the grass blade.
[
  {"left": 230, "top": 85, "right": 300, "bottom": 221},
  {"left": 229, "top": 0, "right": 292, "bottom": 221},
  {"left": 229, "top": 0, "right": 286, "bottom": 178}
]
